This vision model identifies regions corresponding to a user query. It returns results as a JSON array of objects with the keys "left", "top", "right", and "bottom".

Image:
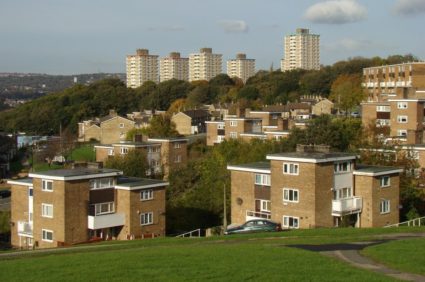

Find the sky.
[{"left": 1, "top": 0, "right": 425, "bottom": 75}]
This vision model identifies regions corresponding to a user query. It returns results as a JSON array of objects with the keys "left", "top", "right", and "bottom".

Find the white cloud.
[
  {"left": 217, "top": 20, "right": 249, "bottom": 33},
  {"left": 304, "top": 0, "right": 367, "bottom": 24},
  {"left": 323, "top": 38, "right": 375, "bottom": 52},
  {"left": 394, "top": 0, "right": 425, "bottom": 16}
]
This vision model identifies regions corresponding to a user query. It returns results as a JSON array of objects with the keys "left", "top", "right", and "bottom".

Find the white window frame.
[
  {"left": 229, "top": 121, "right": 237, "bottom": 127},
  {"left": 217, "top": 123, "right": 225, "bottom": 130},
  {"left": 174, "top": 155, "right": 181, "bottom": 163},
  {"left": 380, "top": 176, "right": 390, "bottom": 187},
  {"left": 174, "top": 143, "right": 181, "bottom": 149},
  {"left": 140, "top": 212, "right": 153, "bottom": 226},
  {"left": 283, "top": 216, "right": 299, "bottom": 229},
  {"left": 229, "top": 132, "right": 237, "bottom": 139},
  {"left": 283, "top": 163, "right": 299, "bottom": 175},
  {"left": 89, "top": 178, "right": 114, "bottom": 190},
  {"left": 120, "top": 147, "right": 128, "bottom": 155},
  {"left": 119, "top": 123, "right": 124, "bottom": 128},
  {"left": 254, "top": 174, "right": 271, "bottom": 186},
  {"left": 334, "top": 162, "right": 351, "bottom": 173},
  {"left": 41, "top": 203, "right": 53, "bottom": 218},
  {"left": 94, "top": 202, "right": 115, "bottom": 215},
  {"left": 140, "top": 189, "right": 153, "bottom": 201},
  {"left": 397, "top": 102, "right": 408, "bottom": 109},
  {"left": 42, "top": 229, "right": 53, "bottom": 242},
  {"left": 259, "top": 200, "right": 271, "bottom": 212},
  {"left": 397, "top": 115, "right": 408, "bottom": 124},
  {"left": 397, "top": 129, "right": 407, "bottom": 137},
  {"left": 283, "top": 188, "right": 299, "bottom": 203},
  {"left": 380, "top": 199, "right": 390, "bottom": 214},
  {"left": 42, "top": 180, "right": 53, "bottom": 192}
]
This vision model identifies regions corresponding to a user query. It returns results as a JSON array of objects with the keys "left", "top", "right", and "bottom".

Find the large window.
[
  {"left": 397, "top": 115, "right": 408, "bottom": 123},
  {"left": 140, "top": 212, "right": 153, "bottom": 225},
  {"left": 380, "top": 176, "right": 390, "bottom": 187},
  {"left": 174, "top": 143, "right": 181, "bottom": 149},
  {"left": 260, "top": 200, "right": 271, "bottom": 212},
  {"left": 42, "top": 229, "right": 53, "bottom": 242},
  {"left": 140, "top": 189, "right": 153, "bottom": 201},
  {"left": 283, "top": 189, "right": 299, "bottom": 203},
  {"left": 41, "top": 204, "right": 53, "bottom": 218},
  {"left": 89, "top": 178, "right": 114, "bottom": 190},
  {"left": 283, "top": 216, "right": 299, "bottom": 229},
  {"left": 229, "top": 132, "right": 237, "bottom": 139},
  {"left": 283, "top": 163, "right": 299, "bottom": 175},
  {"left": 120, "top": 147, "right": 128, "bottom": 155},
  {"left": 380, "top": 199, "right": 390, "bottom": 214},
  {"left": 334, "top": 162, "right": 351, "bottom": 173},
  {"left": 230, "top": 121, "right": 237, "bottom": 127},
  {"left": 94, "top": 202, "right": 114, "bottom": 215},
  {"left": 255, "top": 174, "right": 271, "bottom": 186},
  {"left": 397, "top": 102, "right": 408, "bottom": 109},
  {"left": 42, "top": 180, "right": 53, "bottom": 192},
  {"left": 333, "top": 187, "right": 352, "bottom": 200}
]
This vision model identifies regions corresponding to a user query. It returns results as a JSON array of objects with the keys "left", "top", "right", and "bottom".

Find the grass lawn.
[
  {"left": 1, "top": 227, "right": 424, "bottom": 281},
  {"left": 32, "top": 162, "right": 63, "bottom": 172},
  {"left": 67, "top": 144, "right": 95, "bottom": 162},
  {"left": 362, "top": 237, "right": 425, "bottom": 276}
]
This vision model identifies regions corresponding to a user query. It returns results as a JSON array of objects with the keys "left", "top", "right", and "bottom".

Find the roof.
[
  {"left": 353, "top": 165, "right": 403, "bottom": 176},
  {"left": 115, "top": 177, "right": 169, "bottom": 190},
  {"left": 182, "top": 109, "right": 210, "bottom": 119},
  {"left": 7, "top": 177, "right": 33, "bottom": 186},
  {"left": 147, "top": 137, "right": 188, "bottom": 143},
  {"left": 267, "top": 152, "right": 356, "bottom": 163},
  {"left": 111, "top": 142, "right": 161, "bottom": 147},
  {"left": 227, "top": 161, "right": 271, "bottom": 173},
  {"left": 29, "top": 168, "right": 123, "bottom": 181}
]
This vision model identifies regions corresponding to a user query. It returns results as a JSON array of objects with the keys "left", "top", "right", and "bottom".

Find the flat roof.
[
  {"left": 115, "top": 177, "right": 169, "bottom": 190},
  {"left": 29, "top": 168, "right": 123, "bottom": 181},
  {"left": 7, "top": 177, "right": 33, "bottom": 186},
  {"left": 267, "top": 152, "right": 356, "bottom": 163},
  {"left": 227, "top": 161, "right": 271, "bottom": 173},
  {"left": 147, "top": 138, "right": 188, "bottom": 142},
  {"left": 111, "top": 142, "right": 161, "bottom": 147},
  {"left": 354, "top": 165, "right": 403, "bottom": 176}
]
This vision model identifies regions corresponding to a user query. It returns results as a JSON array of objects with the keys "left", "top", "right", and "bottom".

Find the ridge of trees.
[{"left": 0, "top": 54, "right": 418, "bottom": 135}]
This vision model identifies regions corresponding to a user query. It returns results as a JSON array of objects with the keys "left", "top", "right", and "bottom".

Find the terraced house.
[
  {"left": 9, "top": 168, "right": 167, "bottom": 249},
  {"left": 227, "top": 145, "right": 402, "bottom": 229}
]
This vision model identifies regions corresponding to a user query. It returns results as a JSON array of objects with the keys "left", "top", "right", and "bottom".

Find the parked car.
[{"left": 224, "top": 219, "right": 281, "bottom": 235}]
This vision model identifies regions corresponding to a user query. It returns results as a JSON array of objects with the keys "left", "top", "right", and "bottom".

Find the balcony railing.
[
  {"left": 246, "top": 210, "right": 271, "bottom": 221},
  {"left": 88, "top": 213, "right": 125, "bottom": 230},
  {"left": 332, "top": 197, "right": 362, "bottom": 216},
  {"left": 17, "top": 221, "right": 33, "bottom": 236}
]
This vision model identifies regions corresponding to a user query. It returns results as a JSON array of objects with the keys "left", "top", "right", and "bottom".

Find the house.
[
  {"left": 94, "top": 138, "right": 188, "bottom": 179},
  {"left": 227, "top": 145, "right": 401, "bottom": 229},
  {"left": 9, "top": 168, "right": 167, "bottom": 249},
  {"left": 171, "top": 109, "right": 211, "bottom": 135},
  {"left": 312, "top": 98, "right": 334, "bottom": 116}
]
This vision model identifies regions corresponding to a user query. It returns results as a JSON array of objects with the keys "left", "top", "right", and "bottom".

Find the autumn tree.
[
  {"left": 329, "top": 74, "right": 365, "bottom": 114},
  {"left": 142, "top": 115, "right": 179, "bottom": 138},
  {"left": 104, "top": 150, "right": 149, "bottom": 178}
]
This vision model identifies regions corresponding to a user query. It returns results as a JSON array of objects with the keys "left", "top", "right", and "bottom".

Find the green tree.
[
  {"left": 104, "top": 150, "right": 149, "bottom": 178},
  {"left": 142, "top": 115, "right": 179, "bottom": 138},
  {"left": 329, "top": 74, "right": 365, "bottom": 114}
]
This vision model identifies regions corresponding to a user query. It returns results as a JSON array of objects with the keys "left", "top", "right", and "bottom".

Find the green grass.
[
  {"left": 67, "top": 145, "right": 95, "bottom": 162},
  {"left": 362, "top": 237, "right": 425, "bottom": 275},
  {"left": 32, "top": 162, "right": 63, "bottom": 172},
  {"left": 1, "top": 227, "right": 424, "bottom": 281}
]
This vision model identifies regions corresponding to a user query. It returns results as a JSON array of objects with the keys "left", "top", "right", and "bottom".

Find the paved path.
[{"left": 289, "top": 232, "right": 425, "bottom": 282}]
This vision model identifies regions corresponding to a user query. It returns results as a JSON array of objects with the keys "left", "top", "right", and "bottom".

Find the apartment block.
[
  {"left": 226, "top": 53, "right": 255, "bottom": 83},
  {"left": 361, "top": 62, "right": 425, "bottom": 143},
  {"left": 189, "top": 48, "right": 222, "bottom": 82},
  {"left": 281, "top": 28, "right": 320, "bottom": 72},
  {"left": 9, "top": 168, "right": 168, "bottom": 249},
  {"left": 227, "top": 145, "right": 401, "bottom": 229},
  {"left": 95, "top": 138, "right": 188, "bottom": 179},
  {"left": 126, "top": 49, "right": 159, "bottom": 88},
  {"left": 159, "top": 52, "right": 189, "bottom": 82}
]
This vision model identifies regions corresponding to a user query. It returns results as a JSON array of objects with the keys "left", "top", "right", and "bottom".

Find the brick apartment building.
[
  {"left": 361, "top": 62, "right": 425, "bottom": 143},
  {"left": 227, "top": 145, "right": 401, "bottom": 229},
  {"left": 8, "top": 168, "right": 168, "bottom": 249},
  {"left": 95, "top": 138, "right": 188, "bottom": 179}
]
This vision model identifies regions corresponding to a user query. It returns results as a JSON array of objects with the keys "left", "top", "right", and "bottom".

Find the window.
[
  {"left": 89, "top": 178, "right": 114, "bottom": 190},
  {"left": 174, "top": 155, "right": 181, "bottom": 163},
  {"left": 28, "top": 187, "right": 33, "bottom": 197},
  {"left": 108, "top": 149, "right": 114, "bottom": 156},
  {"left": 334, "top": 162, "right": 351, "bottom": 173},
  {"left": 42, "top": 180, "right": 53, "bottom": 192},
  {"left": 230, "top": 121, "right": 237, "bottom": 127},
  {"left": 397, "top": 130, "right": 407, "bottom": 137},
  {"left": 260, "top": 200, "right": 271, "bottom": 212},
  {"left": 217, "top": 123, "right": 225, "bottom": 130},
  {"left": 94, "top": 202, "right": 114, "bottom": 215},
  {"left": 230, "top": 132, "right": 237, "bottom": 139},
  {"left": 255, "top": 174, "right": 271, "bottom": 186},
  {"left": 148, "top": 147, "right": 160, "bottom": 153},
  {"left": 42, "top": 229, "right": 53, "bottom": 242},
  {"left": 120, "top": 147, "right": 128, "bottom": 155},
  {"left": 283, "top": 163, "right": 299, "bottom": 175},
  {"left": 283, "top": 216, "right": 299, "bottom": 229},
  {"left": 397, "top": 102, "right": 408, "bottom": 109},
  {"left": 174, "top": 143, "right": 181, "bottom": 149},
  {"left": 380, "top": 199, "right": 390, "bottom": 214},
  {"left": 42, "top": 204, "right": 53, "bottom": 218},
  {"left": 140, "top": 189, "right": 153, "bottom": 201},
  {"left": 397, "top": 115, "right": 408, "bottom": 123},
  {"left": 333, "top": 187, "right": 352, "bottom": 200},
  {"left": 376, "top": 105, "right": 390, "bottom": 112},
  {"left": 119, "top": 123, "right": 124, "bottom": 128},
  {"left": 140, "top": 212, "right": 153, "bottom": 225},
  {"left": 380, "top": 176, "right": 390, "bottom": 187},
  {"left": 283, "top": 188, "right": 299, "bottom": 202}
]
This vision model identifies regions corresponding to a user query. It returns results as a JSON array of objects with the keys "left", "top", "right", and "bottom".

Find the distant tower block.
[
  {"left": 189, "top": 48, "right": 222, "bottom": 82},
  {"left": 159, "top": 52, "right": 189, "bottom": 82},
  {"left": 126, "top": 49, "right": 159, "bottom": 88},
  {"left": 227, "top": 53, "right": 255, "bottom": 83}
]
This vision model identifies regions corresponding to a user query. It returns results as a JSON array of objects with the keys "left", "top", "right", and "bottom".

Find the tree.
[
  {"left": 142, "top": 115, "right": 179, "bottom": 138},
  {"left": 104, "top": 150, "right": 149, "bottom": 178},
  {"left": 329, "top": 74, "right": 365, "bottom": 114}
]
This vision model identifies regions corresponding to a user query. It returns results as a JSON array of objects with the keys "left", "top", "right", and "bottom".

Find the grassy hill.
[{"left": 0, "top": 227, "right": 423, "bottom": 281}]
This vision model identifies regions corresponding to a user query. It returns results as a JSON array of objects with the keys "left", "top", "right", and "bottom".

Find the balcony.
[
  {"left": 88, "top": 213, "right": 125, "bottom": 230},
  {"left": 17, "top": 221, "right": 33, "bottom": 237},
  {"left": 332, "top": 197, "right": 362, "bottom": 216},
  {"left": 246, "top": 210, "right": 271, "bottom": 221}
]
